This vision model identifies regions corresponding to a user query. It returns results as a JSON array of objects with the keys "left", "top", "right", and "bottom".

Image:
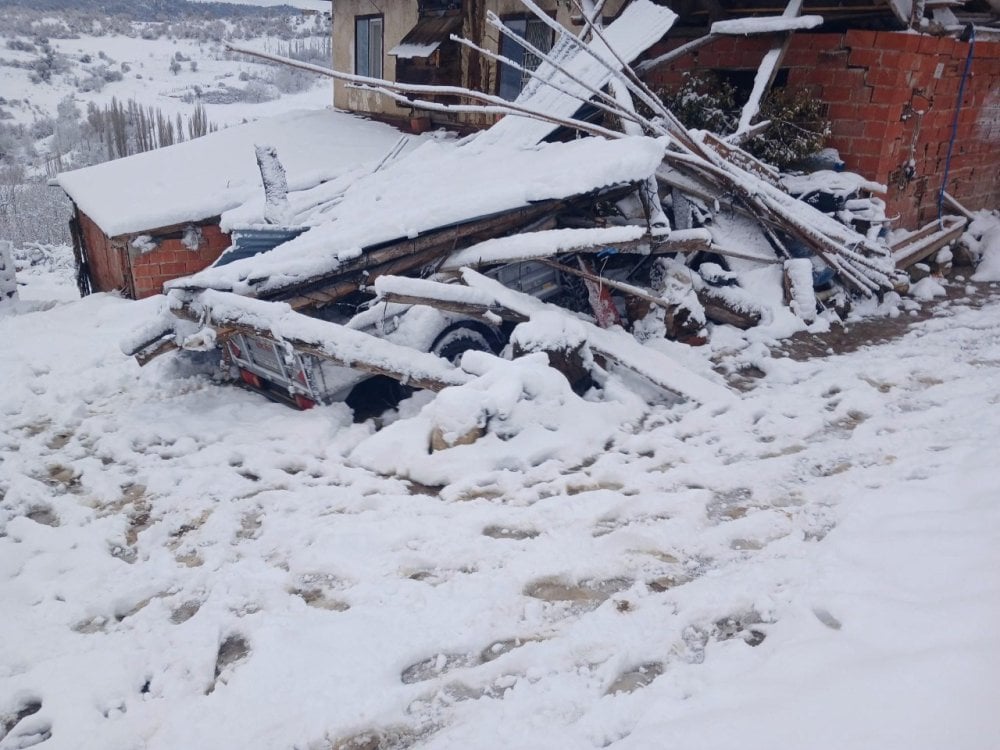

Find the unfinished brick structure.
[
  {"left": 71, "top": 211, "right": 231, "bottom": 299},
  {"left": 645, "top": 29, "right": 1000, "bottom": 228}
]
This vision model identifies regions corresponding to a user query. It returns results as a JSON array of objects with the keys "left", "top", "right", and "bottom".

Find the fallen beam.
[
  {"left": 373, "top": 275, "right": 529, "bottom": 323},
  {"left": 892, "top": 216, "right": 968, "bottom": 270},
  {"left": 460, "top": 269, "right": 736, "bottom": 405},
  {"left": 440, "top": 226, "right": 713, "bottom": 271},
  {"left": 735, "top": 0, "right": 807, "bottom": 136}
]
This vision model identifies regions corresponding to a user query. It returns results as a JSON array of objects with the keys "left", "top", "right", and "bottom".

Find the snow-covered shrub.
[
  {"left": 267, "top": 65, "right": 314, "bottom": 95},
  {"left": 656, "top": 72, "right": 738, "bottom": 135},
  {"left": 656, "top": 74, "right": 830, "bottom": 170},
  {"left": 746, "top": 88, "right": 831, "bottom": 170},
  {"left": 6, "top": 39, "right": 36, "bottom": 53}
]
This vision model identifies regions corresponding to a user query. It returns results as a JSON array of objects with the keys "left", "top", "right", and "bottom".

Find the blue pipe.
[{"left": 938, "top": 25, "right": 976, "bottom": 225}]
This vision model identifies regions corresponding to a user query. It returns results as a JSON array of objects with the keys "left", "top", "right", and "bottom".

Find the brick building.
[
  {"left": 644, "top": 27, "right": 1000, "bottom": 227},
  {"left": 58, "top": 109, "right": 404, "bottom": 299}
]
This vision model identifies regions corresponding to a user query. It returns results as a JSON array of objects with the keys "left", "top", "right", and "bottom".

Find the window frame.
[
  {"left": 355, "top": 14, "right": 384, "bottom": 79},
  {"left": 496, "top": 14, "right": 555, "bottom": 101}
]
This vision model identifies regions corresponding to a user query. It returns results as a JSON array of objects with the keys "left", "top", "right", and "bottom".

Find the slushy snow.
[{"left": 1, "top": 247, "right": 998, "bottom": 750}]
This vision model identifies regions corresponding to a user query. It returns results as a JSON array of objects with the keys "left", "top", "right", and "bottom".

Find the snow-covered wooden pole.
[{"left": 254, "top": 145, "right": 291, "bottom": 226}]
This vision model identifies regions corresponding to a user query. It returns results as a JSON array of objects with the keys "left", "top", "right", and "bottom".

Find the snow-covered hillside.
[
  {"left": 0, "top": 21, "right": 331, "bottom": 135},
  {"left": 190, "top": 0, "right": 331, "bottom": 9},
  {"left": 0, "top": 1, "right": 332, "bottom": 246},
  {"left": 1, "top": 246, "right": 998, "bottom": 749}
]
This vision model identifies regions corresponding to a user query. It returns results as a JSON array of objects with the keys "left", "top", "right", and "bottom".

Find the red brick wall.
[
  {"left": 76, "top": 211, "right": 230, "bottom": 299},
  {"left": 645, "top": 30, "right": 1000, "bottom": 229},
  {"left": 130, "top": 224, "right": 231, "bottom": 299},
  {"left": 78, "top": 211, "right": 130, "bottom": 296}
]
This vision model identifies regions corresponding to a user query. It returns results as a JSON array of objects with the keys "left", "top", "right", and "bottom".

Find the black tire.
[{"left": 430, "top": 321, "right": 503, "bottom": 364}]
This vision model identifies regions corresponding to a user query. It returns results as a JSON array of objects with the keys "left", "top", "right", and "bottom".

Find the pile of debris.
[{"left": 126, "top": 0, "right": 977, "bottom": 412}]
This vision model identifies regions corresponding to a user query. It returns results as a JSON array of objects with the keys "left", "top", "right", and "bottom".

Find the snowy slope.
[{"left": 1, "top": 254, "right": 998, "bottom": 749}]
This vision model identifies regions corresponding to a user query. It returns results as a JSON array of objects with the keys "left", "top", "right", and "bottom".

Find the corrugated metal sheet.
[{"left": 214, "top": 227, "right": 308, "bottom": 267}]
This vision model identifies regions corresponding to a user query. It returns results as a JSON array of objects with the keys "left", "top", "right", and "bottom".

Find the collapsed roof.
[{"left": 169, "top": 135, "right": 669, "bottom": 298}]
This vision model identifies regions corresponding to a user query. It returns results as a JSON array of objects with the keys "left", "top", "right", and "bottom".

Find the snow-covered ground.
[
  {"left": 0, "top": 25, "right": 331, "bottom": 133},
  {"left": 1, "top": 248, "right": 998, "bottom": 749}
]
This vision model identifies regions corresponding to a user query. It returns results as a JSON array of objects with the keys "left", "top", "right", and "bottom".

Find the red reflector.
[
  {"left": 239, "top": 369, "right": 261, "bottom": 389},
  {"left": 294, "top": 394, "right": 316, "bottom": 410}
]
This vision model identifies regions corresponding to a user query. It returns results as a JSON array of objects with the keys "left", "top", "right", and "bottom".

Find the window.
[
  {"left": 497, "top": 17, "right": 554, "bottom": 101},
  {"left": 355, "top": 15, "right": 383, "bottom": 78}
]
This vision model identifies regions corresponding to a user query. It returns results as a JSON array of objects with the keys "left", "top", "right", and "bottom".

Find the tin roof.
[{"left": 389, "top": 14, "right": 462, "bottom": 58}]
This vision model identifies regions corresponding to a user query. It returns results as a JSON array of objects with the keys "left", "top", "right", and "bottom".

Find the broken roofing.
[{"left": 170, "top": 135, "right": 669, "bottom": 297}]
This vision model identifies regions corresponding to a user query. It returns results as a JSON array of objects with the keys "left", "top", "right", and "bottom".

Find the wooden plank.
[
  {"left": 893, "top": 217, "right": 968, "bottom": 269},
  {"left": 135, "top": 339, "right": 179, "bottom": 367},
  {"left": 440, "top": 228, "right": 714, "bottom": 271},
  {"left": 890, "top": 218, "right": 953, "bottom": 252},
  {"left": 943, "top": 192, "right": 976, "bottom": 221},
  {"left": 377, "top": 292, "right": 528, "bottom": 323},
  {"left": 635, "top": 34, "right": 717, "bottom": 76},
  {"left": 735, "top": 0, "right": 805, "bottom": 136},
  {"left": 701, "top": 131, "right": 781, "bottom": 189},
  {"left": 539, "top": 258, "right": 673, "bottom": 311}
]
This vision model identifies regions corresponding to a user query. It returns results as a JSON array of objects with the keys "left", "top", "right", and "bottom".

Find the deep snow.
[{"left": 1, "top": 248, "right": 998, "bottom": 750}]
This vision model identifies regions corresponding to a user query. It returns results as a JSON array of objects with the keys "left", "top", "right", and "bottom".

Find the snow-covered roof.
[
  {"left": 57, "top": 108, "right": 407, "bottom": 238},
  {"left": 390, "top": 42, "right": 442, "bottom": 59},
  {"left": 173, "top": 135, "right": 668, "bottom": 296},
  {"left": 389, "top": 15, "right": 462, "bottom": 59}
]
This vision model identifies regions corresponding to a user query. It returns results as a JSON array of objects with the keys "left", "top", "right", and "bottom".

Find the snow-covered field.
[
  {"left": 1, "top": 249, "right": 998, "bottom": 749},
  {"left": 0, "top": 21, "right": 331, "bottom": 133}
]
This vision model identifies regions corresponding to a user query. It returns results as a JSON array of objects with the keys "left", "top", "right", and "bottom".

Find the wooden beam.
[
  {"left": 892, "top": 216, "right": 968, "bottom": 269},
  {"left": 735, "top": 0, "right": 806, "bottom": 136},
  {"left": 943, "top": 192, "right": 976, "bottom": 221},
  {"left": 635, "top": 34, "right": 717, "bottom": 75},
  {"left": 539, "top": 258, "right": 674, "bottom": 311},
  {"left": 376, "top": 291, "right": 529, "bottom": 323},
  {"left": 701, "top": 132, "right": 781, "bottom": 189},
  {"left": 135, "top": 339, "right": 179, "bottom": 367}
]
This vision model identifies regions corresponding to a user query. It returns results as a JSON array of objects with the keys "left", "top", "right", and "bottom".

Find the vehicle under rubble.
[{"left": 217, "top": 259, "right": 574, "bottom": 410}]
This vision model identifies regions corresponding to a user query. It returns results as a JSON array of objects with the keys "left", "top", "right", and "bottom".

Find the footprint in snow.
[
  {"left": 207, "top": 634, "right": 250, "bottom": 694},
  {"left": 169, "top": 599, "right": 202, "bottom": 624},
  {"left": 523, "top": 576, "right": 632, "bottom": 609},
  {"left": 0, "top": 698, "right": 48, "bottom": 747},
  {"left": 24, "top": 507, "right": 58, "bottom": 527},
  {"left": 481, "top": 524, "right": 539, "bottom": 540},
  {"left": 605, "top": 662, "right": 664, "bottom": 695},
  {"left": 400, "top": 637, "right": 540, "bottom": 684},
  {"left": 324, "top": 724, "right": 432, "bottom": 750},
  {"left": 289, "top": 573, "right": 350, "bottom": 611}
]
